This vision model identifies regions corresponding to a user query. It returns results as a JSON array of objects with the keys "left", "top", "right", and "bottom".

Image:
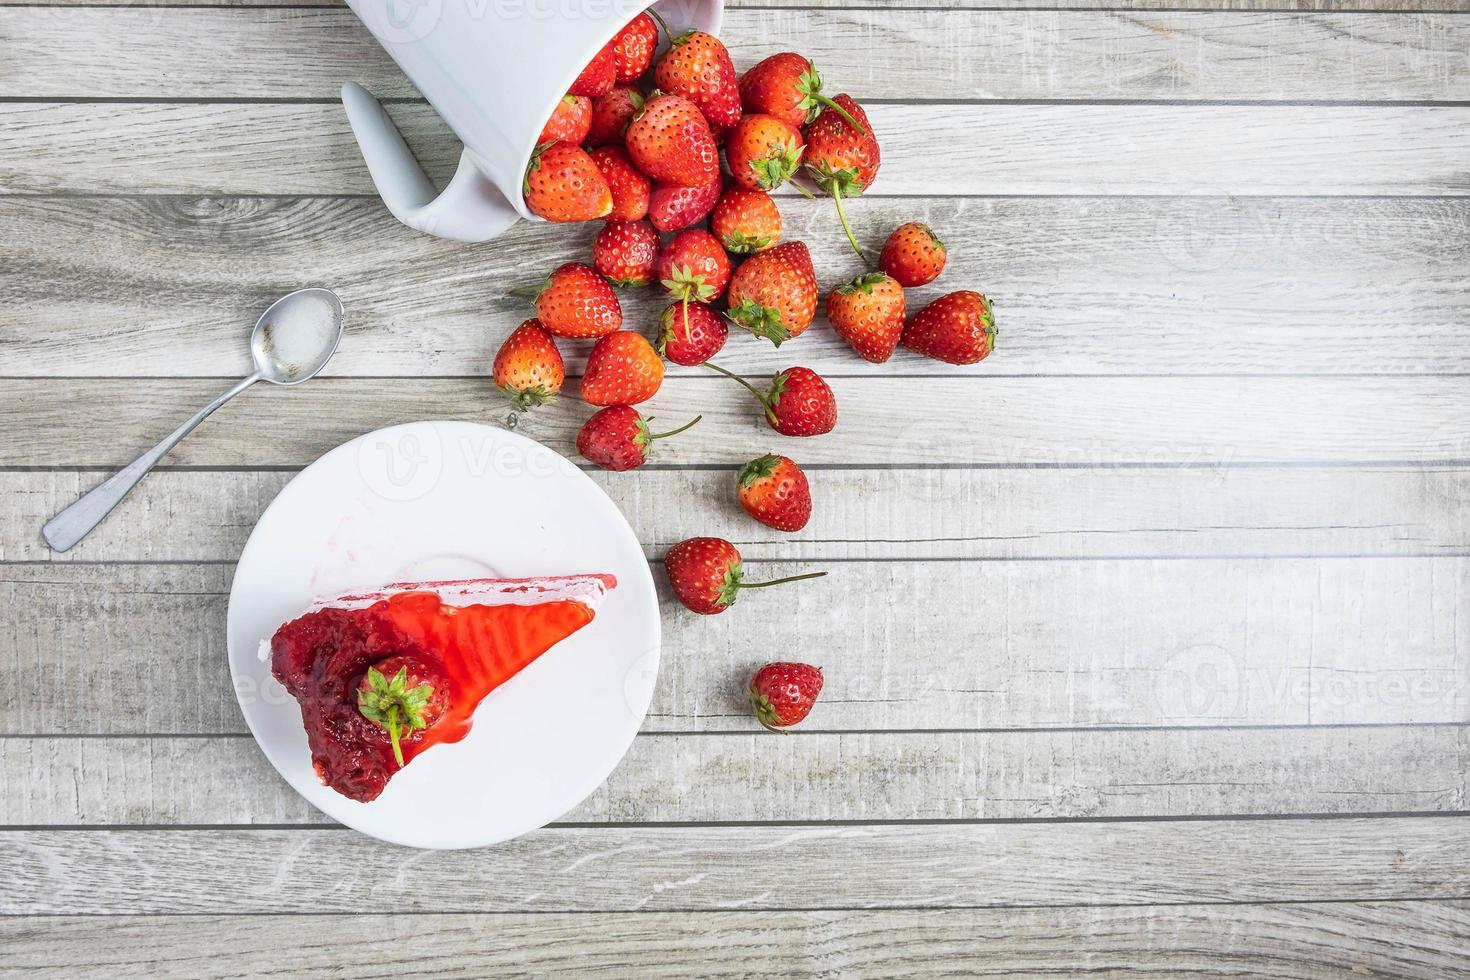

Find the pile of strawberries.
[{"left": 494, "top": 11, "right": 998, "bottom": 731}]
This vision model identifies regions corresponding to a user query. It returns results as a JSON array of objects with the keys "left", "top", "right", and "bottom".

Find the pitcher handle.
[{"left": 341, "top": 82, "right": 521, "bottom": 243}]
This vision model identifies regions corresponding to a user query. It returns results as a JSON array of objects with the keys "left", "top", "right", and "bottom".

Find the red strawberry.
[
  {"left": 656, "top": 302, "right": 727, "bottom": 366},
  {"left": 593, "top": 220, "right": 660, "bottom": 288},
  {"left": 740, "top": 52, "right": 861, "bottom": 132},
  {"left": 648, "top": 176, "right": 721, "bottom": 232},
  {"left": 492, "top": 319, "right": 564, "bottom": 411},
  {"left": 589, "top": 145, "right": 650, "bottom": 221},
  {"left": 657, "top": 229, "right": 731, "bottom": 306},
  {"left": 587, "top": 86, "right": 645, "bottom": 147},
  {"left": 826, "top": 271, "right": 906, "bottom": 363},
  {"left": 803, "top": 94, "right": 879, "bottom": 258},
  {"left": 523, "top": 142, "right": 612, "bottom": 223},
  {"left": 748, "top": 662, "right": 824, "bottom": 731},
  {"left": 738, "top": 453, "right": 811, "bottom": 531},
  {"left": 625, "top": 94, "right": 720, "bottom": 187},
  {"left": 654, "top": 30, "right": 741, "bottom": 129},
  {"left": 879, "top": 222, "right": 947, "bottom": 287},
  {"left": 533, "top": 262, "right": 622, "bottom": 338},
  {"left": 725, "top": 241, "right": 818, "bottom": 345},
  {"left": 901, "top": 291, "right": 997, "bottom": 365},
  {"left": 663, "top": 537, "right": 825, "bottom": 615},
  {"left": 577, "top": 406, "right": 700, "bottom": 471},
  {"left": 610, "top": 12, "right": 659, "bottom": 83},
  {"left": 569, "top": 41, "right": 616, "bottom": 98},
  {"left": 707, "top": 363, "right": 836, "bottom": 437},
  {"left": 581, "top": 330, "right": 664, "bottom": 405},
  {"left": 710, "top": 187, "right": 782, "bottom": 254},
  {"left": 537, "top": 95, "right": 593, "bottom": 145},
  {"left": 724, "top": 114, "right": 804, "bottom": 192}
]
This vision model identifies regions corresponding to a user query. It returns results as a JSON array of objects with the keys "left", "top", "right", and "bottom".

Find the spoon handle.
[{"left": 41, "top": 373, "right": 261, "bottom": 553}]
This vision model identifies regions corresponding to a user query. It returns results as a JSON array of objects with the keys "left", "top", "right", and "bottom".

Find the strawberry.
[
  {"left": 537, "top": 95, "right": 593, "bottom": 145},
  {"left": 826, "top": 271, "right": 906, "bottom": 363},
  {"left": 593, "top": 219, "right": 659, "bottom": 288},
  {"left": 663, "top": 536, "right": 825, "bottom": 615},
  {"left": 657, "top": 229, "right": 730, "bottom": 306},
  {"left": 724, "top": 114, "right": 804, "bottom": 192},
  {"left": 725, "top": 241, "right": 818, "bottom": 345},
  {"left": 748, "top": 662, "right": 824, "bottom": 731},
  {"left": 522, "top": 142, "right": 612, "bottom": 223},
  {"left": 577, "top": 406, "right": 700, "bottom": 471},
  {"left": 657, "top": 302, "right": 727, "bottom": 366},
  {"left": 589, "top": 145, "right": 651, "bottom": 221},
  {"left": 648, "top": 176, "right": 722, "bottom": 232},
  {"left": 533, "top": 262, "right": 622, "bottom": 338},
  {"left": 581, "top": 330, "right": 664, "bottom": 405},
  {"left": 901, "top": 290, "right": 997, "bottom": 365},
  {"left": 803, "top": 94, "right": 880, "bottom": 258},
  {"left": 880, "top": 222, "right": 947, "bottom": 287},
  {"left": 492, "top": 319, "right": 564, "bottom": 411},
  {"left": 710, "top": 187, "right": 782, "bottom": 254},
  {"left": 587, "top": 86, "right": 645, "bottom": 147},
  {"left": 625, "top": 94, "right": 720, "bottom": 187},
  {"left": 708, "top": 363, "right": 836, "bottom": 436},
  {"left": 740, "top": 52, "right": 865, "bottom": 133},
  {"left": 568, "top": 41, "right": 616, "bottom": 98},
  {"left": 610, "top": 12, "right": 659, "bottom": 83},
  {"left": 738, "top": 453, "right": 811, "bottom": 531},
  {"left": 654, "top": 31, "right": 742, "bottom": 129}
]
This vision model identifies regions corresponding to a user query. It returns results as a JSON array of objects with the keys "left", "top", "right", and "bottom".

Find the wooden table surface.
[{"left": 4, "top": 0, "right": 1470, "bottom": 974}]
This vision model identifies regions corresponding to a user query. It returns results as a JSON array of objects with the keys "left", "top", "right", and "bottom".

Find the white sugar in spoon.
[{"left": 42, "top": 288, "right": 344, "bottom": 553}]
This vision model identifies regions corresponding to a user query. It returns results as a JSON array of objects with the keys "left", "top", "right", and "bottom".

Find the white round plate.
[{"left": 226, "top": 420, "right": 659, "bottom": 849}]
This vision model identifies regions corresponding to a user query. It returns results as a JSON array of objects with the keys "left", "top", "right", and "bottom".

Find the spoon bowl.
[{"left": 250, "top": 287, "right": 345, "bottom": 386}]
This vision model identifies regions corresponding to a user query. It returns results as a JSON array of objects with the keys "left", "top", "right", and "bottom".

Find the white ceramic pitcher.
[{"left": 342, "top": 0, "right": 723, "bottom": 242}]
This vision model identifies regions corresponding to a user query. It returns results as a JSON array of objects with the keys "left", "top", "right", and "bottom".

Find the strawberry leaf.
[
  {"left": 357, "top": 665, "right": 436, "bottom": 768},
  {"left": 727, "top": 299, "right": 792, "bottom": 346}
]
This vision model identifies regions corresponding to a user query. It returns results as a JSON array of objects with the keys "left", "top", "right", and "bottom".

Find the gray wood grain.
[
  {"left": 7, "top": 817, "right": 1468, "bottom": 913},
  {"left": 4, "top": 195, "right": 1467, "bottom": 378},
  {"left": 6, "top": 726, "right": 1466, "bottom": 825},
  {"left": 4, "top": 103, "right": 1468, "bottom": 196},
  {"left": 8, "top": 465, "right": 1470, "bottom": 564},
  {"left": 4, "top": 0, "right": 1466, "bottom": 11},
  {"left": 7, "top": 8, "right": 1469, "bottom": 102},
  {"left": 6, "top": 903, "right": 1470, "bottom": 979},
  {"left": 5, "top": 560, "right": 1467, "bottom": 734},
  {"left": 6, "top": 376, "right": 1467, "bottom": 468}
]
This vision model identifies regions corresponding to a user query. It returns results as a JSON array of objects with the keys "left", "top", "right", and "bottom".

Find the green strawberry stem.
[
  {"left": 704, "top": 362, "right": 779, "bottom": 426},
  {"left": 830, "top": 184, "right": 864, "bottom": 260},
  {"left": 814, "top": 93, "right": 866, "bottom": 136},
  {"left": 646, "top": 6, "right": 673, "bottom": 45},
  {"left": 682, "top": 297, "right": 691, "bottom": 343},
  {"left": 385, "top": 705, "right": 405, "bottom": 767},
  {"left": 739, "top": 570, "right": 827, "bottom": 590},
  {"left": 649, "top": 414, "right": 701, "bottom": 440}
]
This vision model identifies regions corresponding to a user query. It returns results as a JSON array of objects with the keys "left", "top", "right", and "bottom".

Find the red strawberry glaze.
[{"left": 270, "top": 576, "right": 613, "bottom": 802}]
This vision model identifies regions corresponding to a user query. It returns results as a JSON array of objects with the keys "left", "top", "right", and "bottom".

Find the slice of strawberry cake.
[{"left": 268, "top": 575, "right": 615, "bottom": 802}]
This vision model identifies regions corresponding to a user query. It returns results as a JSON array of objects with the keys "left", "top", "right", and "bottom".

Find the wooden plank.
[
  {"left": 5, "top": 903, "right": 1469, "bottom": 979},
  {"left": 3, "top": 103, "right": 1467, "bottom": 196},
  {"left": 4, "top": 376, "right": 1467, "bottom": 469},
  {"left": 8, "top": 465, "right": 1470, "bottom": 564},
  {"left": 6, "top": 817, "right": 1469, "bottom": 912},
  {"left": 4, "top": 195, "right": 1467, "bottom": 378},
  {"left": 3, "top": 0, "right": 1466, "bottom": 12},
  {"left": 6, "top": 726, "right": 1466, "bottom": 824},
  {"left": 7, "top": 9, "right": 1469, "bottom": 102},
  {"left": 5, "top": 558, "right": 1468, "bottom": 735}
]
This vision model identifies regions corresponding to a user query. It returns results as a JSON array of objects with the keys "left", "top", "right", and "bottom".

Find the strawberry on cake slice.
[{"left": 268, "top": 575, "right": 615, "bottom": 802}]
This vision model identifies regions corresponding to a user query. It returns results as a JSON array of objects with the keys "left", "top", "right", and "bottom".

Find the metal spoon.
[{"left": 41, "top": 288, "right": 344, "bottom": 553}]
